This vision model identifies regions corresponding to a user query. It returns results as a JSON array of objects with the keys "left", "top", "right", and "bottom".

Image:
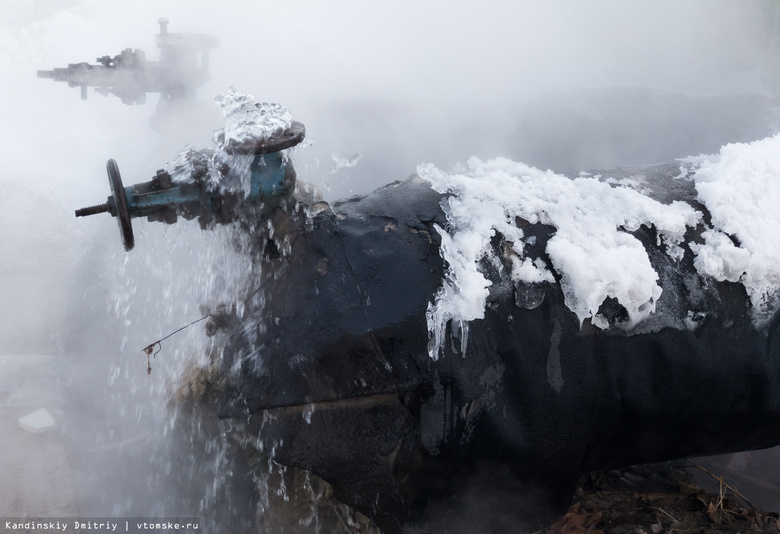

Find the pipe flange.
[{"left": 220, "top": 121, "right": 306, "bottom": 156}]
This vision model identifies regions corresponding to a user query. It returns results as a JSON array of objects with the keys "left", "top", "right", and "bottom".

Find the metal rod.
[{"left": 75, "top": 203, "right": 110, "bottom": 217}]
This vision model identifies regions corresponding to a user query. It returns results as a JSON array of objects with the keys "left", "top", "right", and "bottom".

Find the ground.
[{"left": 545, "top": 463, "right": 780, "bottom": 534}]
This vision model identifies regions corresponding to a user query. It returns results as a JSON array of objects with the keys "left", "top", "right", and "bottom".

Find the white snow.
[
  {"left": 420, "top": 134, "right": 780, "bottom": 359},
  {"left": 18, "top": 408, "right": 55, "bottom": 434},
  {"left": 690, "top": 134, "right": 780, "bottom": 325},
  {"left": 419, "top": 157, "right": 700, "bottom": 359}
]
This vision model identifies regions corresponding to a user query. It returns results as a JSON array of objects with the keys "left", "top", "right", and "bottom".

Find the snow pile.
[
  {"left": 690, "top": 134, "right": 780, "bottom": 325},
  {"left": 419, "top": 158, "right": 700, "bottom": 359},
  {"left": 18, "top": 408, "right": 55, "bottom": 434}
]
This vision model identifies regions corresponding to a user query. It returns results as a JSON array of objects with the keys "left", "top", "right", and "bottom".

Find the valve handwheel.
[
  {"left": 107, "top": 159, "right": 135, "bottom": 251},
  {"left": 74, "top": 159, "right": 135, "bottom": 251}
]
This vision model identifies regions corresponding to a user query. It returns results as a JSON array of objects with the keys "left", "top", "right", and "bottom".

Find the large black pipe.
[{"left": 214, "top": 165, "right": 779, "bottom": 532}]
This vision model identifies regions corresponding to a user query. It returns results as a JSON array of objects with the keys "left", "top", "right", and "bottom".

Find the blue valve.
[{"left": 75, "top": 121, "right": 305, "bottom": 251}]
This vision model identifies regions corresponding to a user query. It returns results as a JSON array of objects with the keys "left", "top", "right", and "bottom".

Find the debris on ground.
[{"left": 543, "top": 462, "right": 780, "bottom": 534}]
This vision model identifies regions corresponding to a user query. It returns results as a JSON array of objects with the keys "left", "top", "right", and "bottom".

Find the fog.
[{"left": 1, "top": 0, "right": 779, "bottom": 528}]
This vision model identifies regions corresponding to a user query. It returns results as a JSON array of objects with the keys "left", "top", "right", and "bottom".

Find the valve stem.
[{"left": 75, "top": 203, "right": 110, "bottom": 217}]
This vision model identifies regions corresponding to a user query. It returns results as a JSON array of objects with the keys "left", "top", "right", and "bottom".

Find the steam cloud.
[{"left": 1, "top": 0, "right": 779, "bottom": 526}]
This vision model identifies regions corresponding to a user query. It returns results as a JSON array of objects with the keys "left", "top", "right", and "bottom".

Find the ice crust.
[
  {"left": 213, "top": 89, "right": 293, "bottom": 154},
  {"left": 419, "top": 158, "right": 700, "bottom": 359},
  {"left": 689, "top": 134, "right": 780, "bottom": 325},
  {"left": 420, "top": 134, "right": 780, "bottom": 359},
  {"left": 166, "top": 88, "right": 293, "bottom": 196}
]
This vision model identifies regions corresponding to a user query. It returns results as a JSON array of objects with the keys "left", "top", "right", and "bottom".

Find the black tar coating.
[{"left": 217, "top": 168, "right": 780, "bottom": 532}]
